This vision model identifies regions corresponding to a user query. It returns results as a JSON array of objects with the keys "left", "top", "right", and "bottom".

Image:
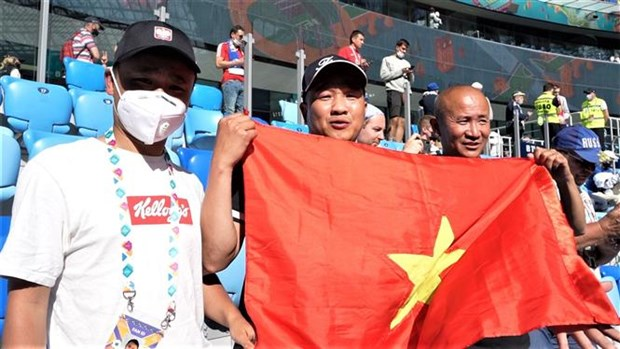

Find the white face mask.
[
  {"left": 396, "top": 51, "right": 405, "bottom": 59},
  {"left": 111, "top": 71, "right": 187, "bottom": 145},
  {"left": 587, "top": 93, "right": 595, "bottom": 101}
]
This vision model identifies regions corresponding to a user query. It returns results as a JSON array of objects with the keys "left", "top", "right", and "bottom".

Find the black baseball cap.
[
  {"left": 85, "top": 17, "right": 104, "bottom": 31},
  {"left": 583, "top": 88, "right": 595, "bottom": 94},
  {"left": 114, "top": 20, "right": 200, "bottom": 73},
  {"left": 302, "top": 55, "right": 367, "bottom": 101}
]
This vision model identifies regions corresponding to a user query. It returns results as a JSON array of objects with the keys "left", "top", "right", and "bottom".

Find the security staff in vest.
[
  {"left": 535, "top": 82, "right": 564, "bottom": 144},
  {"left": 580, "top": 88, "right": 610, "bottom": 150}
]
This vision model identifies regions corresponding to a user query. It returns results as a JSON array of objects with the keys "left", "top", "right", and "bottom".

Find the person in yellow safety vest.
[
  {"left": 581, "top": 88, "right": 610, "bottom": 150},
  {"left": 535, "top": 82, "right": 565, "bottom": 142}
]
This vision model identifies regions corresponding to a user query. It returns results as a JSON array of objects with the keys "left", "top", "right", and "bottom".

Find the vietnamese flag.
[{"left": 242, "top": 125, "right": 619, "bottom": 348}]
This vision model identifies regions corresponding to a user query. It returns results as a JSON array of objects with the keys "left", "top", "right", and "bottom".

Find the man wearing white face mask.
[
  {"left": 580, "top": 88, "right": 610, "bottom": 150},
  {"left": 0, "top": 20, "right": 256, "bottom": 349},
  {"left": 380, "top": 38, "right": 413, "bottom": 143}
]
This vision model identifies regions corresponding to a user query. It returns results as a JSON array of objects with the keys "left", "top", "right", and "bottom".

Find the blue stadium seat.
[
  {"left": 1, "top": 215, "right": 11, "bottom": 320},
  {"left": 0, "top": 134, "right": 21, "bottom": 201},
  {"left": 602, "top": 275, "right": 620, "bottom": 317},
  {"left": 0, "top": 76, "right": 72, "bottom": 134},
  {"left": 184, "top": 107, "right": 222, "bottom": 146},
  {"left": 22, "top": 129, "right": 85, "bottom": 160},
  {"left": 271, "top": 120, "right": 309, "bottom": 133},
  {"left": 378, "top": 140, "right": 405, "bottom": 151},
  {"left": 176, "top": 147, "right": 214, "bottom": 188},
  {"left": 0, "top": 126, "right": 14, "bottom": 138},
  {"left": 63, "top": 57, "right": 106, "bottom": 91},
  {"left": 278, "top": 100, "right": 298, "bottom": 123},
  {"left": 165, "top": 124, "right": 185, "bottom": 151},
  {"left": 73, "top": 91, "right": 113, "bottom": 137},
  {"left": 68, "top": 87, "right": 88, "bottom": 108},
  {"left": 190, "top": 84, "right": 223, "bottom": 111},
  {"left": 217, "top": 242, "right": 246, "bottom": 307}
]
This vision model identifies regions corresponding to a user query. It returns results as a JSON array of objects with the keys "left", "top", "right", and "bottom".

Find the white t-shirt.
[{"left": 0, "top": 138, "right": 206, "bottom": 348}]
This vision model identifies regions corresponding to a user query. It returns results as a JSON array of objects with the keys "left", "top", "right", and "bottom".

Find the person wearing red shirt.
[{"left": 337, "top": 30, "right": 369, "bottom": 70}]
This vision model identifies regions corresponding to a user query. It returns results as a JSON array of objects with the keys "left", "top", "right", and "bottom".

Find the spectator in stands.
[
  {"left": 552, "top": 84, "right": 571, "bottom": 125},
  {"left": 504, "top": 90, "right": 532, "bottom": 138},
  {"left": 587, "top": 150, "right": 620, "bottom": 211},
  {"left": 380, "top": 39, "right": 413, "bottom": 143},
  {"left": 435, "top": 85, "right": 593, "bottom": 348},
  {"left": 435, "top": 85, "right": 584, "bottom": 233},
  {"left": 418, "top": 115, "right": 442, "bottom": 154},
  {"left": 337, "top": 30, "right": 370, "bottom": 70},
  {"left": 428, "top": 7, "right": 442, "bottom": 29},
  {"left": 535, "top": 82, "right": 565, "bottom": 142},
  {"left": 549, "top": 125, "right": 620, "bottom": 347},
  {"left": 216, "top": 25, "right": 246, "bottom": 115},
  {"left": 0, "top": 54, "right": 21, "bottom": 78},
  {"left": 357, "top": 103, "right": 425, "bottom": 154},
  {"left": 73, "top": 16, "right": 107, "bottom": 64},
  {"left": 580, "top": 88, "right": 609, "bottom": 150},
  {"left": 357, "top": 103, "right": 385, "bottom": 146},
  {"left": 201, "top": 54, "right": 367, "bottom": 272},
  {"left": 418, "top": 82, "right": 439, "bottom": 116},
  {"left": 470, "top": 81, "right": 493, "bottom": 120},
  {"left": 0, "top": 20, "right": 254, "bottom": 348}
]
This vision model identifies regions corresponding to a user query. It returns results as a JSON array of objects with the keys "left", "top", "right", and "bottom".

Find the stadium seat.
[
  {"left": 271, "top": 120, "right": 309, "bottom": 133},
  {"left": 217, "top": 242, "right": 246, "bottom": 307},
  {"left": 22, "top": 129, "right": 85, "bottom": 160},
  {"left": 378, "top": 140, "right": 405, "bottom": 151},
  {"left": 165, "top": 124, "right": 185, "bottom": 151},
  {"left": 176, "top": 147, "right": 214, "bottom": 188},
  {"left": 0, "top": 76, "right": 72, "bottom": 134},
  {"left": 184, "top": 107, "right": 222, "bottom": 146},
  {"left": 0, "top": 134, "right": 20, "bottom": 201},
  {"left": 190, "top": 84, "right": 223, "bottom": 111},
  {"left": 0, "top": 126, "right": 14, "bottom": 138},
  {"left": 68, "top": 87, "right": 88, "bottom": 107},
  {"left": 63, "top": 57, "right": 106, "bottom": 91},
  {"left": 602, "top": 275, "right": 620, "bottom": 317},
  {"left": 278, "top": 100, "right": 298, "bottom": 123},
  {"left": 73, "top": 91, "right": 113, "bottom": 137},
  {"left": 0, "top": 215, "right": 11, "bottom": 321}
]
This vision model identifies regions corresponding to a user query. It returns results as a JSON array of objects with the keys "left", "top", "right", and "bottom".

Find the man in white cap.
[{"left": 504, "top": 90, "right": 532, "bottom": 137}]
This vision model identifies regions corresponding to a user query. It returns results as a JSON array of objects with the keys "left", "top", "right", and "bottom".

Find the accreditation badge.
[{"left": 104, "top": 313, "right": 164, "bottom": 349}]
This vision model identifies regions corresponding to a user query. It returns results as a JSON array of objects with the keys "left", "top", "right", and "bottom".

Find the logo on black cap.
[{"left": 154, "top": 26, "right": 173, "bottom": 42}]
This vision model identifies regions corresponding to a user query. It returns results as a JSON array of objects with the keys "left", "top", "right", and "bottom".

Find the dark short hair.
[
  {"left": 349, "top": 30, "right": 364, "bottom": 44},
  {"left": 396, "top": 39, "right": 410, "bottom": 48},
  {"left": 230, "top": 25, "right": 244, "bottom": 36},
  {"left": 126, "top": 339, "right": 139, "bottom": 348},
  {"left": 543, "top": 82, "right": 555, "bottom": 92}
]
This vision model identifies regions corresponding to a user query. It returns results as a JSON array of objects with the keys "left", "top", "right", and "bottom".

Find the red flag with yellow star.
[{"left": 242, "top": 125, "right": 618, "bottom": 348}]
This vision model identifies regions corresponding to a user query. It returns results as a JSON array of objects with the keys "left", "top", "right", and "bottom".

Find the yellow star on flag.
[{"left": 388, "top": 216, "right": 465, "bottom": 329}]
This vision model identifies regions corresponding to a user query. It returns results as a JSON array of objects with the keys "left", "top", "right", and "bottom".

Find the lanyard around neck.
[{"left": 104, "top": 129, "right": 180, "bottom": 330}]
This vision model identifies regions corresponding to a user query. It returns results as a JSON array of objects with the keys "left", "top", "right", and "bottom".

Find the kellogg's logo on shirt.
[{"left": 127, "top": 196, "right": 193, "bottom": 225}]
